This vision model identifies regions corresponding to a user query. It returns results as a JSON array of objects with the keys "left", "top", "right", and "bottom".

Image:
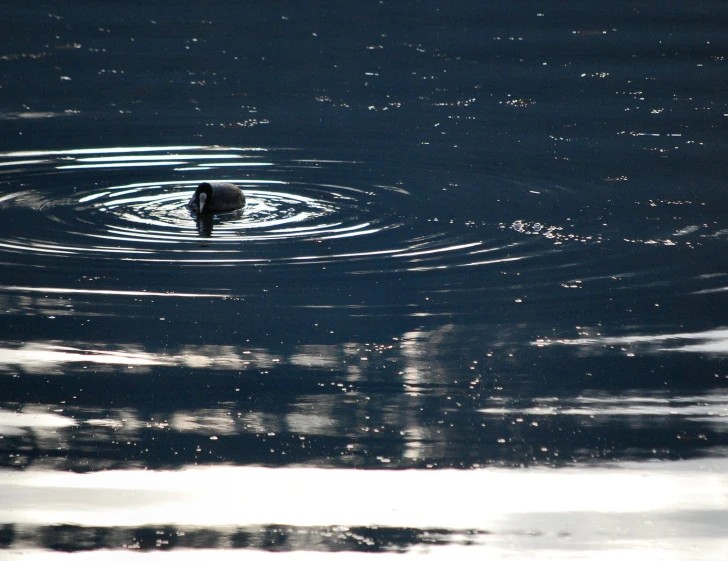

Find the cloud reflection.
[
  {"left": 0, "top": 343, "right": 171, "bottom": 375},
  {"left": 1, "top": 459, "right": 727, "bottom": 561},
  {"left": 1, "top": 286, "right": 229, "bottom": 298},
  {"left": 4, "top": 330, "right": 726, "bottom": 474},
  {"left": 534, "top": 327, "right": 728, "bottom": 354},
  {"left": 479, "top": 393, "right": 728, "bottom": 419},
  {"left": 0, "top": 341, "right": 284, "bottom": 374},
  {"left": 0, "top": 407, "right": 76, "bottom": 436}
]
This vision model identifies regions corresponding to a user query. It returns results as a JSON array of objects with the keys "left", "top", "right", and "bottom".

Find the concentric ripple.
[
  {"left": 0, "top": 145, "right": 522, "bottom": 273},
  {"left": 81, "top": 181, "right": 349, "bottom": 242}
]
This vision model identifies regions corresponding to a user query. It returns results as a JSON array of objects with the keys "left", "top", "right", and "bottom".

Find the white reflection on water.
[
  {"left": 58, "top": 161, "right": 187, "bottom": 169},
  {"left": 0, "top": 286, "right": 229, "bottom": 298},
  {"left": 76, "top": 155, "right": 249, "bottom": 162},
  {"left": 0, "top": 341, "right": 282, "bottom": 374},
  {"left": 0, "top": 160, "right": 48, "bottom": 168},
  {"left": 0, "top": 342, "right": 173, "bottom": 374},
  {"left": 479, "top": 393, "right": 728, "bottom": 419},
  {"left": 0, "top": 146, "right": 261, "bottom": 157},
  {"left": 7, "top": 546, "right": 728, "bottom": 561},
  {"left": 1, "top": 460, "right": 728, "bottom": 558},
  {"left": 0, "top": 407, "right": 76, "bottom": 436},
  {"left": 534, "top": 327, "right": 728, "bottom": 354}
]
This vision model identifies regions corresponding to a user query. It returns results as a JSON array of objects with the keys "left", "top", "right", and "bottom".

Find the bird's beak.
[{"left": 198, "top": 192, "right": 207, "bottom": 213}]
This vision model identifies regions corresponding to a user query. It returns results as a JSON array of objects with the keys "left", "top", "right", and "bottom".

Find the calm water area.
[{"left": 1, "top": 1, "right": 728, "bottom": 558}]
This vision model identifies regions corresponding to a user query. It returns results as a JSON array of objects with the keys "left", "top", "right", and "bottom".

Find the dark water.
[{"left": 2, "top": 2, "right": 728, "bottom": 558}]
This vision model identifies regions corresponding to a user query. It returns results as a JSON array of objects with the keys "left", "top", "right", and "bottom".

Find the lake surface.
[{"left": 1, "top": 1, "right": 728, "bottom": 558}]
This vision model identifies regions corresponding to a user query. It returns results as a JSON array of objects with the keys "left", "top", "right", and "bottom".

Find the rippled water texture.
[
  {"left": 2, "top": 1, "right": 728, "bottom": 559},
  {"left": 0, "top": 146, "right": 499, "bottom": 271}
]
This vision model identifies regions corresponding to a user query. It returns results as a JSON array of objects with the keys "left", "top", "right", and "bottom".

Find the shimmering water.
[{"left": 2, "top": 2, "right": 728, "bottom": 559}]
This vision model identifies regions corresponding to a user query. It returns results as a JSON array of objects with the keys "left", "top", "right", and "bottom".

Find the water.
[{"left": 1, "top": 2, "right": 728, "bottom": 558}]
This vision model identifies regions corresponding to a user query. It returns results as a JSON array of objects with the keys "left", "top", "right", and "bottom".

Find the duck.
[{"left": 188, "top": 182, "right": 245, "bottom": 214}]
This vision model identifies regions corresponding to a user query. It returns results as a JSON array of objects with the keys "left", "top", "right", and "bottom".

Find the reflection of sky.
[
  {"left": 2, "top": 459, "right": 728, "bottom": 559},
  {"left": 3, "top": 335, "right": 728, "bottom": 449},
  {"left": 0, "top": 407, "right": 76, "bottom": 436},
  {"left": 479, "top": 394, "right": 728, "bottom": 418},
  {"left": 534, "top": 327, "right": 728, "bottom": 354},
  {"left": 10, "top": 547, "right": 728, "bottom": 561},
  {"left": 0, "top": 341, "right": 281, "bottom": 374}
]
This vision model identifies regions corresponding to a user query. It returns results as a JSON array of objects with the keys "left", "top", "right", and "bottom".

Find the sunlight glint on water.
[{"left": 2, "top": 2, "right": 728, "bottom": 556}]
